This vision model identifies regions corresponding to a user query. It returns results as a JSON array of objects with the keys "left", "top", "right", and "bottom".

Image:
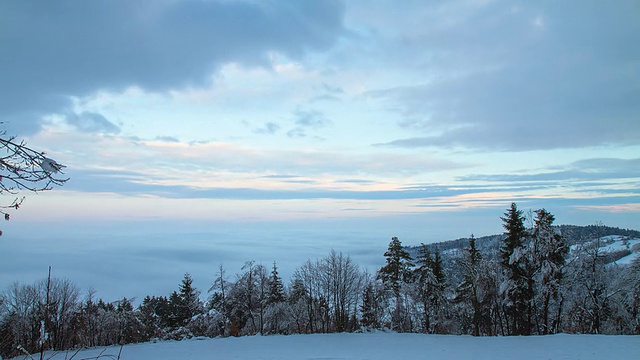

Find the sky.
[{"left": 1, "top": 0, "right": 639, "bottom": 301}]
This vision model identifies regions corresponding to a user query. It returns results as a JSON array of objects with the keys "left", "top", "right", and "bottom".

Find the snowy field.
[{"left": 20, "top": 332, "right": 640, "bottom": 360}]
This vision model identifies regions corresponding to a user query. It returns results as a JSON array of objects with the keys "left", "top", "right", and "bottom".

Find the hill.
[
  {"left": 406, "top": 224, "right": 640, "bottom": 289},
  {"left": 408, "top": 224, "right": 640, "bottom": 262}
]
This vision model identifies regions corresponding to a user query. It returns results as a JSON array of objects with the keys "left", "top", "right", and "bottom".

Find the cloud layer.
[
  {"left": 1, "top": 0, "right": 346, "bottom": 134},
  {"left": 361, "top": 1, "right": 640, "bottom": 151}
]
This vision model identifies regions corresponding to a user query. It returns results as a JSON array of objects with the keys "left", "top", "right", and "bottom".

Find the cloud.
[
  {"left": 64, "top": 111, "right": 121, "bottom": 134},
  {"left": 294, "top": 108, "right": 331, "bottom": 128},
  {"left": 287, "top": 108, "right": 332, "bottom": 138},
  {"left": 458, "top": 157, "right": 640, "bottom": 183},
  {"left": 254, "top": 122, "right": 281, "bottom": 135},
  {"left": 154, "top": 136, "right": 180, "bottom": 143},
  {"left": 62, "top": 167, "right": 469, "bottom": 201},
  {"left": 0, "top": 0, "right": 346, "bottom": 135},
  {"left": 365, "top": 1, "right": 640, "bottom": 151}
]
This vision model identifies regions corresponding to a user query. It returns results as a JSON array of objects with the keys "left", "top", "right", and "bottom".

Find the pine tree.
[
  {"left": 455, "top": 235, "right": 484, "bottom": 336},
  {"left": 378, "top": 236, "right": 414, "bottom": 331},
  {"left": 531, "top": 209, "right": 567, "bottom": 334},
  {"left": 499, "top": 202, "right": 532, "bottom": 335},
  {"left": 413, "top": 244, "right": 436, "bottom": 333},
  {"left": 263, "top": 262, "right": 286, "bottom": 334},
  {"left": 378, "top": 237, "right": 414, "bottom": 297},
  {"left": 268, "top": 262, "right": 285, "bottom": 305},
  {"left": 168, "top": 273, "right": 201, "bottom": 329},
  {"left": 360, "top": 282, "right": 380, "bottom": 330}
]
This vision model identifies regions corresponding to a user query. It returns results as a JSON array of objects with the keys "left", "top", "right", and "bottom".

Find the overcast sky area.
[{"left": 1, "top": 0, "right": 639, "bottom": 301}]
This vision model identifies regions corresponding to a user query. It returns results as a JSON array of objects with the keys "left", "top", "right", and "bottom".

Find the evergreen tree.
[
  {"left": 413, "top": 244, "right": 436, "bottom": 333},
  {"left": 432, "top": 249, "right": 446, "bottom": 288},
  {"left": 378, "top": 237, "right": 414, "bottom": 297},
  {"left": 455, "top": 235, "right": 486, "bottom": 336},
  {"left": 263, "top": 261, "right": 287, "bottom": 334},
  {"left": 138, "top": 295, "right": 170, "bottom": 339},
  {"left": 179, "top": 273, "right": 201, "bottom": 322},
  {"left": 531, "top": 209, "right": 567, "bottom": 334},
  {"left": 360, "top": 282, "right": 381, "bottom": 330},
  {"left": 268, "top": 262, "right": 285, "bottom": 305},
  {"left": 167, "top": 291, "right": 183, "bottom": 329},
  {"left": 499, "top": 202, "right": 532, "bottom": 335},
  {"left": 378, "top": 236, "right": 414, "bottom": 331},
  {"left": 167, "top": 273, "right": 202, "bottom": 329}
]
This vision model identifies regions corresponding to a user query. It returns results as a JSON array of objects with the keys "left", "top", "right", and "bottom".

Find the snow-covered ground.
[
  {"left": 19, "top": 332, "right": 640, "bottom": 360},
  {"left": 600, "top": 236, "right": 640, "bottom": 265},
  {"left": 569, "top": 235, "right": 640, "bottom": 265}
]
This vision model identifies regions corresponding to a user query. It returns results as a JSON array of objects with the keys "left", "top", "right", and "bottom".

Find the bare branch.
[{"left": 0, "top": 127, "right": 68, "bottom": 232}]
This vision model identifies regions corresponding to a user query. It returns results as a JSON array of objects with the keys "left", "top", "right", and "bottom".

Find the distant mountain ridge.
[{"left": 410, "top": 224, "right": 640, "bottom": 256}]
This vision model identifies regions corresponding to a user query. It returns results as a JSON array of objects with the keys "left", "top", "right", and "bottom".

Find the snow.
[
  {"left": 569, "top": 236, "right": 640, "bottom": 266},
  {"left": 21, "top": 332, "right": 640, "bottom": 360}
]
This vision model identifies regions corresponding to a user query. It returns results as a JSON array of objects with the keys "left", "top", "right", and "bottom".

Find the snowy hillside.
[
  {"left": 586, "top": 235, "right": 640, "bottom": 265},
  {"left": 18, "top": 332, "right": 640, "bottom": 360},
  {"left": 411, "top": 225, "right": 640, "bottom": 267}
]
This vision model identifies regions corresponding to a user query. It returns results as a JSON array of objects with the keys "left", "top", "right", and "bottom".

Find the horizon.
[{"left": 1, "top": 213, "right": 634, "bottom": 303}]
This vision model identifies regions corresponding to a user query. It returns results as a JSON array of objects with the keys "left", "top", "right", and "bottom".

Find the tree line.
[{"left": 1, "top": 203, "right": 639, "bottom": 358}]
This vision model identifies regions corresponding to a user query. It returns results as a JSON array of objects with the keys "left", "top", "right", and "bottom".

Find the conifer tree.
[
  {"left": 455, "top": 235, "right": 484, "bottom": 336},
  {"left": 168, "top": 273, "right": 201, "bottom": 328},
  {"left": 413, "top": 244, "right": 436, "bottom": 332},
  {"left": 263, "top": 262, "right": 286, "bottom": 334},
  {"left": 531, "top": 209, "right": 567, "bottom": 334},
  {"left": 360, "top": 281, "right": 381, "bottom": 330},
  {"left": 268, "top": 262, "right": 285, "bottom": 305},
  {"left": 378, "top": 237, "right": 414, "bottom": 297},
  {"left": 378, "top": 236, "right": 414, "bottom": 331},
  {"left": 499, "top": 202, "right": 532, "bottom": 335}
]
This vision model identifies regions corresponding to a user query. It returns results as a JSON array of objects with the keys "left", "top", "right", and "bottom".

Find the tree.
[
  {"left": 565, "top": 222, "right": 618, "bottom": 334},
  {"left": 499, "top": 202, "right": 532, "bottom": 335},
  {"left": 531, "top": 209, "right": 567, "bottom": 334},
  {"left": 378, "top": 237, "right": 414, "bottom": 331},
  {"left": 138, "top": 295, "right": 170, "bottom": 339},
  {"left": 413, "top": 244, "right": 445, "bottom": 333},
  {"left": 360, "top": 280, "right": 382, "bottom": 330},
  {"left": 0, "top": 130, "right": 67, "bottom": 234},
  {"left": 455, "top": 235, "right": 496, "bottom": 336},
  {"left": 207, "top": 264, "right": 230, "bottom": 335},
  {"left": 0, "top": 276, "right": 80, "bottom": 358},
  {"left": 167, "top": 273, "right": 202, "bottom": 329},
  {"left": 378, "top": 237, "right": 414, "bottom": 297},
  {"left": 321, "top": 250, "right": 365, "bottom": 332},
  {"left": 264, "top": 262, "right": 287, "bottom": 334},
  {"left": 267, "top": 262, "right": 285, "bottom": 305}
]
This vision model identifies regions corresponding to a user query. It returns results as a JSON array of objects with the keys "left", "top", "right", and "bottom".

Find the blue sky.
[{"left": 1, "top": 0, "right": 639, "bottom": 300}]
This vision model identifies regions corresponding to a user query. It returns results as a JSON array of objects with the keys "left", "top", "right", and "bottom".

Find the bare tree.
[{"left": 0, "top": 129, "right": 67, "bottom": 232}]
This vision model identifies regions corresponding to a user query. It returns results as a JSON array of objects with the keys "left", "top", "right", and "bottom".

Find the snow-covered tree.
[
  {"left": 267, "top": 262, "right": 285, "bottom": 305},
  {"left": 499, "top": 203, "right": 532, "bottom": 335},
  {"left": 455, "top": 236, "right": 483, "bottom": 336},
  {"left": 321, "top": 250, "right": 365, "bottom": 332},
  {"left": 412, "top": 244, "right": 447, "bottom": 333},
  {"left": 379, "top": 237, "right": 414, "bottom": 297},
  {"left": 530, "top": 209, "right": 567, "bottom": 334},
  {"left": 360, "top": 278, "right": 386, "bottom": 330},
  {"left": 263, "top": 262, "right": 287, "bottom": 334},
  {"left": 378, "top": 237, "right": 414, "bottom": 331},
  {"left": 564, "top": 223, "right": 626, "bottom": 334},
  {"left": 0, "top": 130, "right": 67, "bottom": 234}
]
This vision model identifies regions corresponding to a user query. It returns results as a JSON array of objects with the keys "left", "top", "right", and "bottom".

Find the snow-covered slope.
[
  {"left": 20, "top": 332, "right": 640, "bottom": 360},
  {"left": 598, "top": 235, "right": 640, "bottom": 265}
]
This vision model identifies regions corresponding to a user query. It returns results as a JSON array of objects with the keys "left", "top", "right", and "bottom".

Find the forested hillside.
[{"left": 1, "top": 204, "right": 639, "bottom": 359}]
